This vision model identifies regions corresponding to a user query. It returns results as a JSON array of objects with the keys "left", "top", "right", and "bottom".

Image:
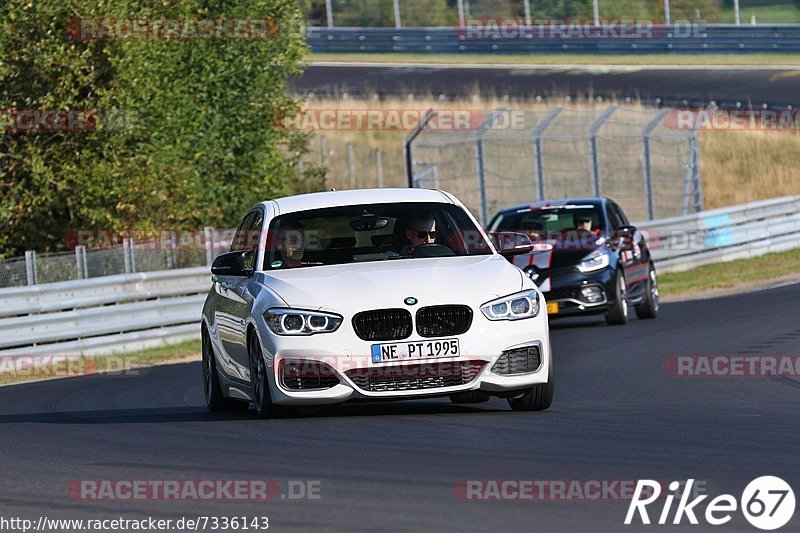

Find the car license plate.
[
  {"left": 371, "top": 339, "right": 460, "bottom": 363},
  {"left": 547, "top": 302, "right": 559, "bottom": 314}
]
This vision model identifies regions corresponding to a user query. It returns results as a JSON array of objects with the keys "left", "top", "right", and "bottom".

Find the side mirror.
[
  {"left": 613, "top": 225, "right": 637, "bottom": 250},
  {"left": 211, "top": 251, "right": 251, "bottom": 277},
  {"left": 491, "top": 232, "right": 535, "bottom": 257}
]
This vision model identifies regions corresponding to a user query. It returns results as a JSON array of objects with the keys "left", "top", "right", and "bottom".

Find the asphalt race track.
[
  {"left": 294, "top": 64, "right": 800, "bottom": 108},
  {"left": 2, "top": 283, "right": 800, "bottom": 532}
]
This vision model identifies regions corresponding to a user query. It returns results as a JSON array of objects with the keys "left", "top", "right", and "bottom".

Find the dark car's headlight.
[
  {"left": 577, "top": 249, "right": 610, "bottom": 273},
  {"left": 265, "top": 308, "right": 343, "bottom": 335},
  {"left": 481, "top": 290, "right": 540, "bottom": 321}
]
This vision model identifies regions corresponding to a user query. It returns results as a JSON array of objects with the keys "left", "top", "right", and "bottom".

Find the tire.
[
  {"left": 202, "top": 327, "right": 249, "bottom": 412},
  {"left": 248, "top": 329, "right": 279, "bottom": 419},
  {"left": 507, "top": 359, "right": 554, "bottom": 412},
  {"left": 635, "top": 264, "right": 659, "bottom": 320},
  {"left": 449, "top": 390, "right": 490, "bottom": 404},
  {"left": 605, "top": 269, "right": 629, "bottom": 325}
]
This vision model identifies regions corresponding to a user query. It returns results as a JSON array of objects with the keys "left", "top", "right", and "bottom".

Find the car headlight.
[
  {"left": 481, "top": 290, "right": 540, "bottom": 321},
  {"left": 264, "top": 308, "right": 343, "bottom": 336},
  {"left": 577, "top": 249, "right": 610, "bottom": 273}
]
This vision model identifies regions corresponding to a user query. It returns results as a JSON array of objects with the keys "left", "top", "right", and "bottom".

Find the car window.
[
  {"left": 230, "top": 212, "right": 256, "bottom": 252},
  {"left": 489, "top": 205, "right": 604, "bottom": 238},
  {"left": 242, "top": 210, "right": 264, "bottom": 270},
  {"left": 263, "top": 202, "right": 492, "bottom": 270},
  {"left": 606, "top": 203, "right": 624, "bottom": 230},
  {"left": 610, "top": 202, "right": 629, "bottom": 226}
]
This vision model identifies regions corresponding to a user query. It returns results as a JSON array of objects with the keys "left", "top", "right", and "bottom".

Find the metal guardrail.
[
  {"left": 639, "top": 195, "right": 800, "bottom": 272},
  {"left": 308, "top": 25, "right": 800, "bottom": 54},
  {"left": 1, "top": 195, "right": 798, "bottom": 360}
]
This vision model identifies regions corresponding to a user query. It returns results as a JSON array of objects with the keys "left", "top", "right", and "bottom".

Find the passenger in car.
[
  {"left": 276, "top": 220, "right": 306, "bottom": 268},
  {"left": 400, "top": 214, "right": 437, "bottom": 256}
]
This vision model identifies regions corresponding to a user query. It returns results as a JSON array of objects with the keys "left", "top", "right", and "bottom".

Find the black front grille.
[
  {"left": 416, "top": 305, "right": 473, "bottom": 337},
  {"left": 280, "top": 359, "right": 340, "bottom": 390},
  {"left": 352, "top": 308, "right": 412, "bottom": 341},
  {"left": 346, "top": 361, "right": 485, "bottom": 392},
  {"left": 491, "top": 346, "right": 542, "bottom": 375}
]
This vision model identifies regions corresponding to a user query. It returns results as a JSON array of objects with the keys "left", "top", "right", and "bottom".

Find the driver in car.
[{"left": 401, "top": 214, "right": 437, "bottom": 256}]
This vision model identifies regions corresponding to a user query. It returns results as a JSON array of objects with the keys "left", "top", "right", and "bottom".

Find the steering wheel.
[{"left": 411, "top": 243, "right": 456, "bottom": 258}]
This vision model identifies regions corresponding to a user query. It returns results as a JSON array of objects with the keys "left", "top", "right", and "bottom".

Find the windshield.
[
  {"left": 263, "top": 202, "right": 492, "bottom": 270},
  {"left": 488, "top": 205, "right": 605, "bottom": 241}
]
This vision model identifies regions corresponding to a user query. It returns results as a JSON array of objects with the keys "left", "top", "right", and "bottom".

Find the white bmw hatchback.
[{"left": 201, "top": 188, "right": 553, "bottom": 417}]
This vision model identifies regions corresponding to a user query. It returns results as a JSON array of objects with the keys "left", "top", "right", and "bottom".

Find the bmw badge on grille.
[{"left": 404, "top": 297, "right": 418, "bottom": 306}]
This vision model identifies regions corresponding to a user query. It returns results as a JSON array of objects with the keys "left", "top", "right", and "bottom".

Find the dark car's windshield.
[
  {"left": 488, "top": 204, "right": 605, "bottom": 241},
  {"left": 264, "top": 202, "right": 492, "bottom": 270}
]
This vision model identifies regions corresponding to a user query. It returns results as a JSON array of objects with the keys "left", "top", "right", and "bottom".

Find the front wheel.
[
  {"left": 202, "top": 327, "right": 248, "bottom": 412},
  {"left": 605, "top": 269, "right": 629, "bottom": 325},
  {"left": 508, "top": 359, "right": 554, "bottom": 412},
  {"left": 248, "top": 330, "right": 279, "bottom": 418},
  {"left": 635, "top": 264, "right": 659, "bottom": 319}
]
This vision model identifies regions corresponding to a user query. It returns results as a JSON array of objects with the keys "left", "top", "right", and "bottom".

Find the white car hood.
[{"left": 255, "top": 254, "right": 524, "bottom": 313}]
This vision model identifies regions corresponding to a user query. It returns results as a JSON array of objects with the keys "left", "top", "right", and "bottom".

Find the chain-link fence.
[
  {"left": 406, "top": 106, "right": 702, "bottom": 225},
  {"left": 304, "top": 134, "right": 407, "bottom": 191},
  {"left": 0, "top": 229, "right": 234, "bottom": 289}
]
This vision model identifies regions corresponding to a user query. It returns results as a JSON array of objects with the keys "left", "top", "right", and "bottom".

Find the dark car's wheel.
[
  {"left": 248, "top": 330, "right": 278, "bottom": 418},
  {"left": 202, "top": 327, "right": 248, "bottom": 412},
  {"left": 635, "top": 264, "right": 659, "bottom": 320},
  {"left": 605, "top": 269, "right": 629, "bottom": 325},
  {"left": 449, "top": 390, "right": 490, "bottom": 404},
  {"left": 508, "top": 359, "right": 554, "bottom": 412}
]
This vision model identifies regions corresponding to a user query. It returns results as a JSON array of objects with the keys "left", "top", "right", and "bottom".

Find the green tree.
[{"left": 0, "top": 0, "right": 322, "bottom": 259}]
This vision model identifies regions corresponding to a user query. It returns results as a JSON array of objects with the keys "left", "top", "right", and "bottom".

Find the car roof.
[
  {"left": 494, "top": 197, "right": 607, "bottom": 215},
  {"left": 263, "top": 188, "right": 454, "bottom": 216}
]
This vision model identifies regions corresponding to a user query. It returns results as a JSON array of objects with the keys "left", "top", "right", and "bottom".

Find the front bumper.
[
  {"left": 256, "top": 312, "right": 551, "bottom": 406},
  {"left": 536, "top": 266, "right": 617, "bottom": 318}
]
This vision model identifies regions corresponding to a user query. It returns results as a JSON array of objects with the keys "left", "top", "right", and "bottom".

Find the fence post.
[
  {"left": 642, "top": 109, "right": 669, "bottom": 220},
  {"left": 347, "top": 143, "right": 356, "bottom": 189},
  {"left": 393, "top": 0, "right": 401, "bottom": 29},
  {"left": 375, "top": 149, "right": 384, "bottom": 188},
  {"left": 589, "top": 106, "right": 617, "bottom": 198},
  {"left": 532, "top": 107, "right": 562, "bottom": 201},
  {"left": 25, "top": 250, "right": 37, "bottom": 285},
  {"left": 81, "top": 245, "right": 88, "bottom": 278},
  {"left": 404, "top": 109, "right": 437, "bottom": 188},
  {"left": 167, "top": 231, "right": 177, "bottom": 270},
  {"left": 320, "top": 136, "right": 329, "bottom": 168},
  {"left": 75, "top": 246, "right": 84, "bottom": 279},
  {"left": 204, "top": 227, "right": 215, "bottom": 267},
  {"left": 325, "top": 0, "right": 333, "bottom": 28},
  {"left": 473, "top": 109, "right": 507, "bottom": 226},
  {"left": 123, "top": 238, "right": 133, "bottom": 274},
  {"left": 683, "top": 130, "right": 704, "bottom": 215}
]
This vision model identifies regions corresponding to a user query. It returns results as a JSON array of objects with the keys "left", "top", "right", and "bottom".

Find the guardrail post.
[
  {"left": 532, "top": 108, "right": 562, "bottom": 201},
  {"left": 375, "top": 149, "right": 384, "bottom": 188},
  {"left": 25, "top": 250, "right": 37, "bottom": 285},
  {"left": 204, "top": 227, "right": 215, "bottom": 267},
  {"left": 347, "top": 143, "right": 356, "bottom": 189},
  {"left": 642, "top": 109, "right": 669, "bottom": 220},
  {"left": 589, "top": 106, "right": 617, "bottom": 198}
]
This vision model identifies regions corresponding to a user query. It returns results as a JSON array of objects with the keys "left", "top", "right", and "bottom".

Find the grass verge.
[
  {"left": 659, "top": 248, "right": 800, "bottom": 297},
  {"left": 310, "top": 52, "right": 800, "bottom": 67},
  {"left": 0, "top": 339, "right": 200, "bottom": 386}
]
